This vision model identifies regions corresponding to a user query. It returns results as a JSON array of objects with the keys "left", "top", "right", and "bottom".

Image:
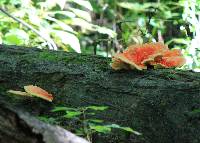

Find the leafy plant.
[
  {"left": 39, "top": 105, "right": 141, "bottom": 142},
  {"left": 0, "top": 0, "right": 116, "bottom": 52}
]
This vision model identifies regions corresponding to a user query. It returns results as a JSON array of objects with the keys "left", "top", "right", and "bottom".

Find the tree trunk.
[{"left": 0, "top": 44, "right": 200, "bottom": 143}]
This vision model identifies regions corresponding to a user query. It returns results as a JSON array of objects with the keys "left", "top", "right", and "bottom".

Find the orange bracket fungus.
[
  {"left": 7, "top": 85, "right": 53, "bottom": 102},
  {"left": 111, "top": 42, "right": 186, "bottom": 70}
]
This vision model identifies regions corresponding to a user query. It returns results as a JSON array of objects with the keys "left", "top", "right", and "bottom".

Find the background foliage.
[{"left": 0, "top": 0, "right": 199, "bottom": 70}]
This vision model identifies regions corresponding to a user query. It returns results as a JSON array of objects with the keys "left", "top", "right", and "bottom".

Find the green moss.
[
  {"left": 34, "top": 51, "right": 111, "bottom": 69},
  {"left": 38, "top": 51, "right": 59, "bottom": 61},
  {"left": 37, "top": 51, "right": 86, "bottom": 64},
  {"left": 157, "top": 69, "right": 180, "bottom": 80},
  {"left": 166, "top": 73, "right": 179, "bottom": 79}
]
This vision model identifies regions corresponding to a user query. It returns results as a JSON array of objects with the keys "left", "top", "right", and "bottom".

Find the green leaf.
[
  {"left": 190, "top": 109, "right": 200, "bottom": 114},
  {"left": 117, "top": 2, "right": 159, "bottom": 12},
  {"left": 69, "top": 18, "right": 116, "bottom": 38},
  {"left": 89, "top": 124, "right": 111, "bottom": 133},
  {"left": 166, "top": 38, "right": 190, "bottom": 45},
  {"left": 69, "top": 8, "right": 92, "bottom": 22},
  {"left": 64, "top": 111, "right": 82, "bottom": 118},
  {"left": 107, "top": 124, "right": 142, "bottom": 135},
  {"left": 38, "top": 116, "right": 57, "bottom": 124},
  {"left": 119, "top": 127, "right": 141, "bottom": 135},
  {"left": 4, "top": 34, "right": 22, "bottom": 45},
  {"left": 94, "top": 26, "right": 117, "bottom": 38},
  {"left": 46, "top": 16, "right": 75, "bottom": 33},
  {"left": 87, "top": 119, "right": 104, "bottom": 123},
  {"left": 9, "top": 0, "right": 21, "bottom": 5},
  {"left": 56, "top": 0, "right": 67, "bottom": 10},
  {"left": 47, "top": 11, "right": 76, "bottom": 18},
  {"left": 27, "top": 10, "right": 42, "bottom": 26},
  {"left": 52, "top": 30, "right": 81, "bottom": 53},
  {"left": 52, "top": 107, "right": 77, "bottom": 112},
  {"left": 75, "top": 129, "right": 85, "bottom": 136},
  {"left": 70, "top": 18, "right": 93, "bottom": 30},
  {"left": 69, "top": 0, "right": 93, "bottom": 11},
  {"left": 0, "top": 34, "right": 2, "bottom": 44},
  {"left": 4, "top": 29, "right": 29, "bottom": 45},
  {"left": 106, "top": 124, "right": 120, "bottom": 128},
  {"left": 0, "top": 0, "right": 7, "bottom": 5},
  {"left": 86, "top": 106, "right": 108, "bottom": 111},
  {"left": 39, "top": 0, "right": 67, "bottom": 9},
  {"left": 86, "top": 112, "right": 96, "bottom": 115}
]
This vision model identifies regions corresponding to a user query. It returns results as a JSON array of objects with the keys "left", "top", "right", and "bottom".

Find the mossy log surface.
[{"left": 0, "top": 44, "right": 200, "bottom": 143}]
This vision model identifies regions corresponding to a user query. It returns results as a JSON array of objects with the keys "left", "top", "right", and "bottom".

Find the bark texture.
[{"left": 0, "top": 44, "right": 200, "bottom": 143}]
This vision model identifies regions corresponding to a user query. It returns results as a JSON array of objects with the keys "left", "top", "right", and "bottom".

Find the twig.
[{"left": 0, "top": 7, "right": 57, "bottom": 50}]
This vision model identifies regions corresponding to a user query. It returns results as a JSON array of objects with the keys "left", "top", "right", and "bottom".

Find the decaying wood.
[{"left": 0, "top": 44, "right": 200, "bottom": 143}]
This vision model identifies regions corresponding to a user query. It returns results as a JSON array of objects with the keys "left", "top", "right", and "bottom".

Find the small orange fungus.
[
  {"left": 7, "top": 90, "right": 31, "bottom": 96},
  {"left": 24, "top": 85, "right": 53, "bottom": 102}
]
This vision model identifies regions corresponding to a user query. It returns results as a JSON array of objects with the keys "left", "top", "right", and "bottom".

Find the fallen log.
[{"left": 0, "top": 44, "right": 200, "bottom": 143}]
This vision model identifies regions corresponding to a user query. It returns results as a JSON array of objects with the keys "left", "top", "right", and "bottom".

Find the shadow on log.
[{"left": 0, "top": 44, "right": 200, "bottom": 143}]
